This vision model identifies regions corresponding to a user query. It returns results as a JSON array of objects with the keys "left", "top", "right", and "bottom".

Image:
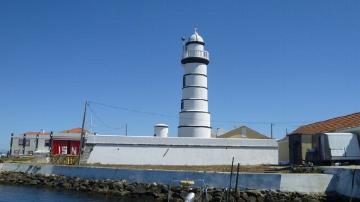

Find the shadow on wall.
[{"left": 324, "top": 168, "right": 360, "bottom": 199}]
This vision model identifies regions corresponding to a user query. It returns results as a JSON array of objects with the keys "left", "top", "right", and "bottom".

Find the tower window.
[{"left": 181, "top": 101, "right": 184, "bottom": 110}]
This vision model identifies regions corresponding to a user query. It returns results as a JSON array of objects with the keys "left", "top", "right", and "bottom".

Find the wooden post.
[
  {"left": 227, "top": 156, "right": 235, "bottom": 201},
  {"left": 235, "top": 163, "right": 240, "bottom": 192}
]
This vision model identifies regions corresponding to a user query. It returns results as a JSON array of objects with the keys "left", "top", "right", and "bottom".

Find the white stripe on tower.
[{"left": 178, "top": 29, "right": 211, "bottom": 138}]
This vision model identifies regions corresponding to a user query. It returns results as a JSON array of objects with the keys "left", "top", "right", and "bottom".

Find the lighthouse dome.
[{"left": 187, "top": 29, "right": 204, "bottom": 44}]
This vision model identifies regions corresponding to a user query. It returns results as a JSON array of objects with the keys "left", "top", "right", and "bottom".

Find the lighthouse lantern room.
[{"left": 178, "top": 29, "right": 211, "bottom": 138}]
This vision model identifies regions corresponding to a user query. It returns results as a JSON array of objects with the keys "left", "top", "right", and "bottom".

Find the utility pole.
[
  {"left": 78, "top": 100, "right": 88, "bottom": 165},
  {"left": 270, "top": 123, "right": 274, "bottom": 139},
  {"left": 9, "top": 133, "right": 13, "bottom": 156},
  {"left": 125, "top": 123, "right": 128, "bottom": 136}
]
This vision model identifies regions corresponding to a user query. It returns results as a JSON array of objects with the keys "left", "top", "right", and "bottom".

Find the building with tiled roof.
[
  {"left": 286, "top": 112, "right": 360, "bottom": 164},
  {"left": 61, "top": 127, "right": 84, "bottom": 134},
  {"left": 290, "top": 112, "right": 360, "bottom": 135}
]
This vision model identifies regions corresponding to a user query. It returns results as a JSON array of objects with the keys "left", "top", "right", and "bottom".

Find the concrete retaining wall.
[
  {"left": 0, "top": 163, "right": 333, "bottom": 193},
  {"left": 323, "top": 167, "right": 360, "bottom": 199}
]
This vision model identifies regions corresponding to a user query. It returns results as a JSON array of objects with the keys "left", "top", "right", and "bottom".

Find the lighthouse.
[{"left": 178, "top": 29, "right": 211, "bottom": 138}]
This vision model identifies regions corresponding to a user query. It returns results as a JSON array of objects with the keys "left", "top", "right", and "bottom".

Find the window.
[
  {"left": 25, "top": 139, "right": 30, "bottom": 147},
  {"left": 183, "top": 76, "right": 186, "bottom": 87},
  {"left": 18, "top": 139, "right": 23, "bottom": 146},
  {"left": 44, "top": 139, "right": 50, "bottom": 147},
  {"left": 181, "top": 101, "right": 184, "bottom": 110},
  {"left": 28, "top": 151, "right": 33, "bottom": 155}
]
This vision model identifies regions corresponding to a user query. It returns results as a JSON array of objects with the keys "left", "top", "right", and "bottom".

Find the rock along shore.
[{"left": 0, "top": 171, "right": 354, "bottom": 202}]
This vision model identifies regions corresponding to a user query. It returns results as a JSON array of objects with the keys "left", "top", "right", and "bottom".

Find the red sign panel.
[{"left": 51, "top": 140, "right": 80, "bottom": 156}]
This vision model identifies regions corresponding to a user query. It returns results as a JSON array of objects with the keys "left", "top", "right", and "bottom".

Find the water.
[{"left": 0, "top": 184, "right": 124, "bottom": 202}]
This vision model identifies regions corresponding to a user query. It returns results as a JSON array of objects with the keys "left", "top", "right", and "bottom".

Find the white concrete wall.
[{"left": 85, "top": 136, "right": 278, "bottom": 165}]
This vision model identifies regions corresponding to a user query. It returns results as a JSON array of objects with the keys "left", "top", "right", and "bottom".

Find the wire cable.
[{"left": 88, "top": 100, "right": 312, "bottom": 126}]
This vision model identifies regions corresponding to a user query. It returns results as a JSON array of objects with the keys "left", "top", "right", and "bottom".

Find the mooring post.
[{"left": 235, "top": 163, "right": 240, "bottom": 193}]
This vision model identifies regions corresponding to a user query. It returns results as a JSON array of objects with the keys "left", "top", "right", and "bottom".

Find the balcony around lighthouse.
[{"left": 181, "top": 50, "right": 209, "bottom": 65}]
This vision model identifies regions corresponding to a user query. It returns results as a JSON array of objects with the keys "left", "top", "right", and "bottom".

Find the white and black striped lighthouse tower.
[{"left": 178, "top": 29, "right": 211, "bottom": 138}]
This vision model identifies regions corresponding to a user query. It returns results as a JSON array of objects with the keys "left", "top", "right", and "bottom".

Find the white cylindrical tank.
[
  {"left": 154, "top": 124, "right": 169, "bottom": 138},
  {"left": 178, "top": 29, "right": 211, "bottom": 138}
]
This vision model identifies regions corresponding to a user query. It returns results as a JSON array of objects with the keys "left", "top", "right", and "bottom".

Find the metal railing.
[{"left": 182, "top": 50, "right": 209, "bottom": 60}]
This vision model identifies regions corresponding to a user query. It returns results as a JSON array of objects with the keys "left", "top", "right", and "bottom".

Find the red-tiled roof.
[
  {"left": 290, "top": 112, "right": 360, "bottom": 135},
  {"left": 60, "top": 127, "right": 83, "bottom": 134}
]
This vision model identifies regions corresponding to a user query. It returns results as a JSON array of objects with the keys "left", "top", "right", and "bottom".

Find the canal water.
[{"left": 0, "top": 184, "right": 129, "bottom": 202}]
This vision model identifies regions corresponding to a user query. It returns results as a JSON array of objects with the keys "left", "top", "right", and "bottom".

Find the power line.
[
  {"left": 87, "top": 100, "right": 312, "bottom": 126},
  {"left": 87, "top": 104, "right": 124, "bottom": 131}
]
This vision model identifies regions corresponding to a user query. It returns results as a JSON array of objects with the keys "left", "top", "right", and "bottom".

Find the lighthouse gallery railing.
[{"left": 182, "top": 50, "right": 209, "bottom": 60}]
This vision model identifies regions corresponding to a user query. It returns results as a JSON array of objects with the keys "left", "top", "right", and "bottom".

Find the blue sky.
[{"left": 0, "top": 0, "right": 359, "bottom": 150}]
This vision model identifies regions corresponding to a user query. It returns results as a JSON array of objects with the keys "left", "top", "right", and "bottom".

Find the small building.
[
  {"left": 9, "top": 131, "right": 51, "bottom": 156},
  {"left": 287, "top": 112, "right": 360, "bottom": 164},
  {"left": 51, "top": 132, "right": 81, "bottom": 156},
  {"left": 9, "top": 127, "right": 85, "bottom": 157},
  {"left": 218, "top": 126, "right": 270, "bottom": 139}
]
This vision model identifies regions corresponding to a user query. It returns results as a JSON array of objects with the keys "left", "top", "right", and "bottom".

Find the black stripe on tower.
[
  {"left": 181, "top": 98, "right": 208, "bottom": 101},
  {"left": 181, "top": 57, "right": 209, "bottom": 65},
  {"left": 185, "top": 41, "right": 205, "bottom": 46},
  {"left": 184, "top": 73, "right": 207, "bottom": 77},
  {"left": 178, "top": 125, "right": 212, "bottom": 129},
  {"left": 182, "top": 86, "right": 208, "bottom": 89},
  {"left": 180, "top": 111, "right": 210, "bottom": 114}
]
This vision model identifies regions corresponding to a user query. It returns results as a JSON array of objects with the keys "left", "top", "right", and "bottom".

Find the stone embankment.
[{"left": 0, "top": 171, "right": 353, "bottom": 202}]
